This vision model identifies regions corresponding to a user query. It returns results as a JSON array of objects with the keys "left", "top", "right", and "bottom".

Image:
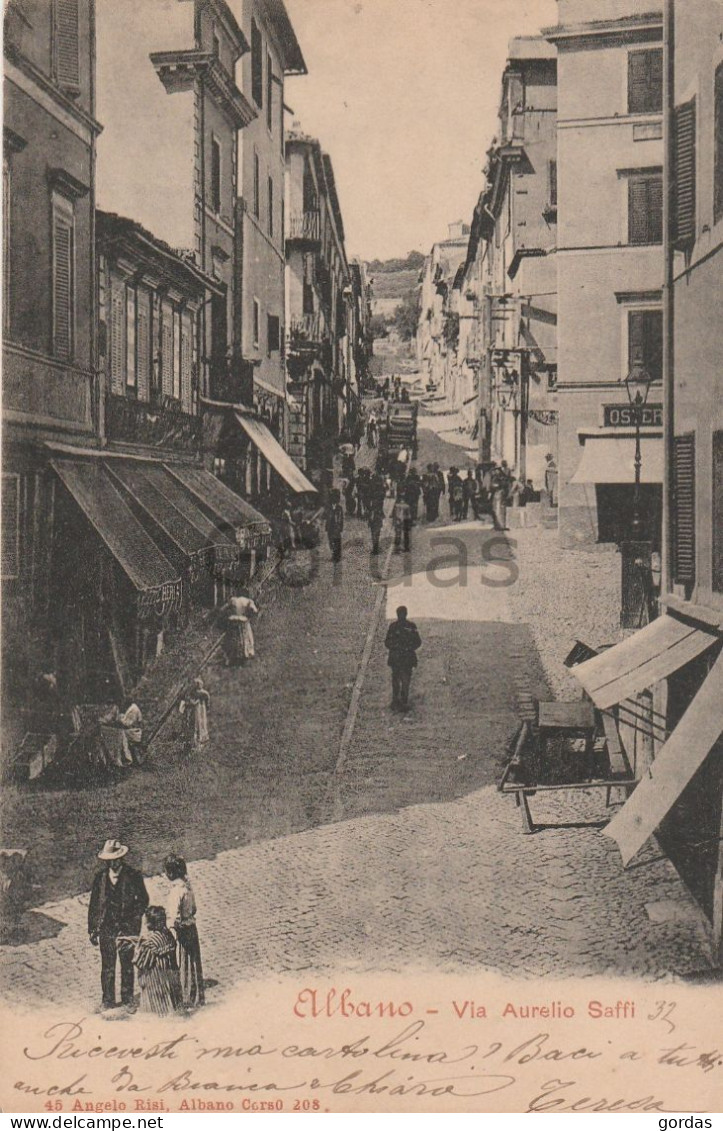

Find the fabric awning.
[
  {"left": 51, "top": 460, "right": 182, "bottom": 618},
  {"left": 106, "top": 463, "right": 239, "bottom": 579},
  {"left": 234, "top": 413, "right": 317, "bottom": 494},
  {"left": 165, "top": 465, "right": 272, "bottom": 550},
  {"left": 604, "top": 650, "right": 723, "bottom": 865},
  {"left": 572, "top": 615, "right": 719, "bottom": 709},
  {"left": 571, "top": 436, "right": 663, "bottom": 484}
]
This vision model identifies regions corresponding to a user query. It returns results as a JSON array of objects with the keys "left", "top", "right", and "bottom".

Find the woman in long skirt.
[
  {"left": 179, "top": 678, "right": 210, "bottom": 755},
  {"left": 119, "top": 906, "right": 182, "bottom": 1017},
  {"left": 164, "top": 854, "right": 205, "bottom": 1007}
]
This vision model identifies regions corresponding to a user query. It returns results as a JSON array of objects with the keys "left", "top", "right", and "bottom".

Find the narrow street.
[{"left": 0, "top": 423, "right": 715, "bottom": 1009}]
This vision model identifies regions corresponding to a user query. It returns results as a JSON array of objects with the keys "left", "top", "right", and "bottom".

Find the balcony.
[
  {"left": 287, "top": 211, "right": 321, "bottom": 245},
  {"left": 288, "top": 313, "right": 327, "bottom": 350},
  {"left": 105, "top": 393, "right": 202, "bottom": 454}
]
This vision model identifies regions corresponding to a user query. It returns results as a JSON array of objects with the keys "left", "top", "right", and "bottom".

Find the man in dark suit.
[
  {"left": 88, "top": 839, "right": 148, "bottom": 1010},
  {"left": 384, "top": 606, "right": 422, "bottom": 712}
]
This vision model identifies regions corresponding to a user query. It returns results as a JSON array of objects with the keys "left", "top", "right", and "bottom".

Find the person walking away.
[
  {"left": 179, "top": 677, "right": 210, "bottom": 756},
  {"left": 385, "top": 605, "right": 422, "bottom": 712},
  {"left": 434, "top": 463, "right": 446, "bottom": 507},
  {"left": 88, "top": 839, "right": 149, "bottom": 1011},
  {"left": 447, "top": 468, "right": 464, "bottom": 521},
  {"left": 279, "top": 502, "right": 296, "bottom": 556},
  {"left": 490, "top": 469, "right": 508, "bottom": 531},
  {"left": 326, "top": 489, "right": 344, "bottom": 563},
  {"left": 367, "top": 412, "right": 377, "bottom": 448},
  {"left": 344, "top": 471, "right": 357, "bottom": 517},
  {"left": 356, "top": 468, "right": 370, "bottom": 521},
  {"left": 392, "top": 492, "right": 412, "bottom": 553},
  {"left": 404, "top": 467, "right": 422, "bottom": 523},
  {"left": 223, "top": 590, "right": 259, "bottom": 665},
  {"left": 118, "top": 906, "right": 182, "bottom": 1017},
  {"left": 368, "top": 502, "right": 384, "bottom": 556},
  {"left": 369, "top": 469, "right": 387, "bottom": 515},
  {"left": 463, "top": 470, "right": 479, "bottom": 520},
  {"left": 164, "top": 854, "right": 204, "bottom": 1008}
]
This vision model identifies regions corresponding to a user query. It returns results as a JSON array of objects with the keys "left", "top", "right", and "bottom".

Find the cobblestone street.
[{"left": 0, "top": 424, "right": 717, "bottom": 1011}]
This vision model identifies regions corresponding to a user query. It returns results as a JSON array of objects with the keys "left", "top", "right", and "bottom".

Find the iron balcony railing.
[
  {"left": 287, "top": 211, "right": 321, "bottom": 243},
  {"left": 105, "top": 392, "right": 202, "bottom": 453}
]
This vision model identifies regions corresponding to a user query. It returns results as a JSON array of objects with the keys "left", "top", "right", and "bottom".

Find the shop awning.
[
  {"left": 234, "top": 413, "right": 317, "bottom": 494},
  {"left": 570, "top": 436, "right": 663, "bottom": 485},
  {"left": 106, "top": 462, "right": 239, "bottom": 578},
  {"left": 51, "top": 460, "right": 182, "bottom": 617},
  {"left": 604, "top": 650, "right": 723, "bottom": 865},
  {"left": 572, "top": 615, "right": 719, "bottom": 709},
  {"left": 165, "top": 465, "right": 272, "bottom": 550}
]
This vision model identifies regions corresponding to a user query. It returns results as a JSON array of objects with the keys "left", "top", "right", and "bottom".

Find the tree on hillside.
[
  {"left": 392, "top": 292, "right": 420, "bottom": 341},
  {"left": 369, "top": 314, "right": 389, "bottom": 339},
  {"left": 367, "top": 250, "right": 426, "bottom": 274}
]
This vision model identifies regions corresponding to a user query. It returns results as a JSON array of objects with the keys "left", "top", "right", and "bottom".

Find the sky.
[{"left": 283, "top": 0, "right": 558, "bottom": 261}]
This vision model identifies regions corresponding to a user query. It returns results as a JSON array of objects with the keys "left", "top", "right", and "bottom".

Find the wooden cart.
[{"left": 498, "top": 700, "right": 638, "bottom": 833}]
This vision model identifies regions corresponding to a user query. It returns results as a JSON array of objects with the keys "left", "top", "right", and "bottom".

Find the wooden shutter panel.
[
  {"left": 180, "top": 315, "right": 192, "bottom": 412},
  {"left": 136, "top": 291, "right": 150, "bottom": 402},
  {"left": 1, "top": 474, "right": 20, "bottom": 579},
  {"left": 673, "top": 433, "right": 696, "bottom": 585},
  {"left": 714, "top": 431, "right": 723, "bottom": 593},
  {"left": 110, "top": 285, "right": 124, "bottom": 394},
  {"left": 628, "top": 311, "right": 645, "bottom": 373},
  {"left": 647, "top": 49, "right": 663, "bottom": 111},
  {"left": 647, "top": 177, "right": 663, "bottom": 244},
  {"left": 674, "top": 99, "right": 696, "bottom": 247},
  {"left": 53, "top": 214, "right": 72, "bottom": 359},
  {"left": 628, "top": 51, "right": 649, "bottom": 114},
  {"left": 548, "top": 159, "right": 557, "bottom": 207},
  {"left": 161, "top": 304, "right": 173, "bottom": 397},
  {"left": 54, "top": 0, "right": 80, "bottom": 89},
  {"left": 628, "top": 179, "right": 649, "bottom": 244},
  {"left": 715, "top": 64, "right": 723, "bottom": 224}
]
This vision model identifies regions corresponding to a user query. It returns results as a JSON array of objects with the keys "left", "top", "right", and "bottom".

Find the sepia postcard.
[{"left": 1, "top": 0, "right": 722, "bottom": 1115}]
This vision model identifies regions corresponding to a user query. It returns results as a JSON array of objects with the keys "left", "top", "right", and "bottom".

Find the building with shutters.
[
  {"left": 544, "top": 2, "right": 665, "bottom": 549},
  {"left": 96, "top": 0, "right": 256, "bottom": 410},
  {"left": 457, "top": 36, "right": 559, "bottom": 483},
  {"left": 570, "top": 0, "right": 723, "bottom": 962},
  {"left": 2, "top": 0, "right": 102, "bottom": 758},
  {"left": 284, "top": 128, "right": 354, "bottom": 479}
]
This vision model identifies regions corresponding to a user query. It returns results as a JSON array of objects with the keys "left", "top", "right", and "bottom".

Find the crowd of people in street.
[{"left": 88, "top": 839, "right": 204, "bottom": 1016}]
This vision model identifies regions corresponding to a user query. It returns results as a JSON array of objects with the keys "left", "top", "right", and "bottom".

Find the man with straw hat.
[{"left": 88, "top": 839, "right": 148, "bottom": 1011}]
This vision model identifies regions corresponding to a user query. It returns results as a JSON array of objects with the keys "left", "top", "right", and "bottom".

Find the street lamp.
[{"left": 623, "top": 361, "right": 654, "bottom": 537}]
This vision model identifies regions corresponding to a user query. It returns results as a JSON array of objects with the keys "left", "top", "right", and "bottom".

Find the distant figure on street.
[
  {"left": 385, "top": 606, "right": 422, "bottom": 712},
  {"left": 392, "top": 492, "right": 412, "bottom": 553},
  {"left": 279, "top": 503, "right": 296, "bottom": 556},
  {"left": 343, "top": 472, "right": 357, "bottom": 517},
  {"left": 164, "top": 854, "right": 204, "bottom": 1008},
  {"left": 367, "top": 412, "right": 378, "bottom": 447},
  {"left": 118, "top": 906, "right": 182, "bottom": 1017},
  {"left": 423, "top": 464, "right": 441, "bottom": 521},
  {"left": 223, "top": 590, "right": 259, "bottom": 665},
  {"left": 88, "top": 839, "right": 149, "bottom": 1011},
  {"left": 404, "top": 467, "right": 422, "bottom": 523},
  {"left": 326, "top": 489, "right": 345, "bottom": 563},
  {"left": 447, "top": 468, "right": 464, "bottom": 521},
  {"left": 544, "top": 452, "right": 558, "bottom": 506},
  {"left": 368, "top": 502, "right": 384, "bottom": 555},
  {"left": 356, "top": 467, "right": 371, "bottom": 521},
  {"left": 179, "top": 677, "right": 210, "bottom": 756},
  {"left": 463, "top": 469, "right": 479, "bottom": 520}
]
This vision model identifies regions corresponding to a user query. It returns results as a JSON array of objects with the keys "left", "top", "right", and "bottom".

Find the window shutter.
[
  {"left": 136, "top": 295, "right": 150, "bottom": 402},
  {"left": 674, "top": 99, "right": 696, "bottom": 247},
  {"left": 54, "top": 0, "right": 80, "bottom": 90},
  {"left": 628, "top": 311, "right": 645, "bottom": 373},
  {"left": 110, "top": 285, "right": 124, "bottom": 395},
  {"left": 647, "top": 176, "right": 663, "bottom": 244},
  {"left": 628, "top": 49, "right": 662, "bottom": 114},
  {"left": 715, "top": 64, "right": 723, "bottom": 224},
  {"left": 1, "top": 474, "right": 20, "bottom": 579},
  {"left": 180, "top": 315, "right": 192, "bottom": 412},
  {"left": 548, "top": 159, "right": 557, "bottom": 207},
  {"left": 251, "top": 20, "right": 263, "bottom": 107},
  {"left": 714, "top": 431, "right": 723, "bottom": 593},
  {"left": 161, "top": 305, "right": 173, "bottom": 397},
  {"left": 628, "top": 179, "right": 649, "bottom": 244},
  {"left": 53, "top": 212, "right": 73, "bottom": 359},
  {"left": 673, "top": 433, "right": 696, "bottom": 586},
  {"left": 642, "top": 310, "right": 663, "bottom": 382}
]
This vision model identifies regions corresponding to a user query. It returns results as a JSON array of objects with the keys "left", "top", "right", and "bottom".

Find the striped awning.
[
  {"left": 51, "top": 460, "right": 182, "bottom": 619},
  {"left": 165, "top": 465, "right": 272, "bottom": 550}
]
